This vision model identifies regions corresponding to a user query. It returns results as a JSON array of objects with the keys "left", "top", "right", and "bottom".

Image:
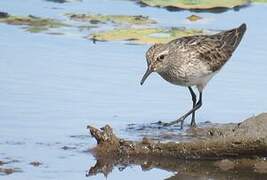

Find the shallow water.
[{"left": 0, "top": 0, "right": 267, "bottom": 179}]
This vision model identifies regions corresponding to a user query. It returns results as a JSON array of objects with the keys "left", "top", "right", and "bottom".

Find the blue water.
[{"left": 0, "top": 0, "right": 267, "bottom": 179}]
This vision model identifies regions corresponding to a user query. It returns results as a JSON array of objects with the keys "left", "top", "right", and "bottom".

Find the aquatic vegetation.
[
  {"left": 186, "top": 14, "right": 203, "bottom": 21},
  {"left": 252, "top": 0, "right": 267, "bottom": 3},
  {"left": 45, "top": 0, "right": 81, "bottom": 3},
  {"left": 90, "top": 27, "right": 204, "bottom": 44},
  {"left": 66, "top": 13, "right": 157, "bottom": 25},
  {"left": 67, "top": 13, "right": 206, "bottom": 44},
  {"left": 77, "top": 25, "right": 98, "bottom": 32},
  {"left": 0, "top": 13, "right": 67, "bottom": 33},
  {"left": 139, "top": 0, "right": 249, "bottom": 10}
]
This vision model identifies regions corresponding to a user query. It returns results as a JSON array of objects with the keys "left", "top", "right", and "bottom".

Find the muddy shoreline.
[{"left": 87, "top": 113, "right": 267, "bottom": 177}]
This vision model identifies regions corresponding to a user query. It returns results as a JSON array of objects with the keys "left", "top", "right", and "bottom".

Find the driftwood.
[{"left": 87, "top": 113, "right": 267, "bottom": 178}]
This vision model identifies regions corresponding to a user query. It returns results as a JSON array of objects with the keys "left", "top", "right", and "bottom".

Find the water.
[{"left": 0, "top": 0, "right": 267, "bottom": 179}]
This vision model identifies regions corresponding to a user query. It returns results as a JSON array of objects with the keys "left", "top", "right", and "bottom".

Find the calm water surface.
[{"left": 0, "top": 0, "right": 267, "bottom": 179}]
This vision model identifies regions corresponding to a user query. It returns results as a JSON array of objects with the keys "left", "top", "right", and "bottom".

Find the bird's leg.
[
  {"left": 188, "top": 87, "right": 197, "bottom": 127},
  {"left": 163, "top": 92, "right": 202, "bottom": 129}
]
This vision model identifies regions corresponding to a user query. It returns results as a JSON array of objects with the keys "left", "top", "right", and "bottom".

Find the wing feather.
[{"left": 169, "top": 24, "right": 246, "bottom": 72}]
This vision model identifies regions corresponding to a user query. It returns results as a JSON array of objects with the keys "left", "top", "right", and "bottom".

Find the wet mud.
[{"left": 87, "top": 113, "right": 267, "bottom": 178}]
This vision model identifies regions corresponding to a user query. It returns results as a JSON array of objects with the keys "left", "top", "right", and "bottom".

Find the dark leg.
[
  {"left": 164, "top": 91, "right": 203, "bottom": 129},
  {"left": 188, "top": 87, "right": 197, "bottom": 127}
]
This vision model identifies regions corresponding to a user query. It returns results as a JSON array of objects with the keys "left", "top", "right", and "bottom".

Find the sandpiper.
[{"left": 140, "top": 23, "right": 246, "bottom": 128}]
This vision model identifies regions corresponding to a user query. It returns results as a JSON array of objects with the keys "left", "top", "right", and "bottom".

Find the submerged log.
[{"left": 88, "top": 113, "right": 267, "bottom": 160}]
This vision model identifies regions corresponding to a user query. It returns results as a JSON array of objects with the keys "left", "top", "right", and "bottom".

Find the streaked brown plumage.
[{"left": 140, "top": 23, "right": 247, "bottom": 128}]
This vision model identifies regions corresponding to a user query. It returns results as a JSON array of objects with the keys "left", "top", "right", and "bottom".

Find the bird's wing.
[{"left": 171, "top": 24, "right": 247, "bottom": 72}]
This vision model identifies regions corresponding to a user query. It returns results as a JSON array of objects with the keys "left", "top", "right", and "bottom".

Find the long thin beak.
[{"left": 140, "top": 67, "right": 152, "bottom": 85}]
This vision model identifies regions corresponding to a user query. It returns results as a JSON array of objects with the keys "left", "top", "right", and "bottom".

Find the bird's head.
[{"left": 140, "top": 43, "right": 170, "bottom": 85}]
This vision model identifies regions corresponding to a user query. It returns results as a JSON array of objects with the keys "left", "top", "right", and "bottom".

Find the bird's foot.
[
  {"left": 190, "top": 120, "right": 197, "bottom": 128},
  {"left": 162, "top": 115, "right": 186, "bottom": 129}
]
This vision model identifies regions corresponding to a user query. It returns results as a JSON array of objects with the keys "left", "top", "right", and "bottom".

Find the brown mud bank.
[{"left": 87, "top": 113, "right": 267, "bottom": 178}]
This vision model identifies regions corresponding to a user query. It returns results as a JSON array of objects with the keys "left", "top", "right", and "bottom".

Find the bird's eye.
[{"left": 157, "top": 54, "right": 165, "bottom": 61}]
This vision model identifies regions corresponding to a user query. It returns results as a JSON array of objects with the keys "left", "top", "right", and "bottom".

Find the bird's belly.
[
  {"left": 158, "top": 64, "right": 215, "bottom": 87},
  {"left": 158, "top": 71, "right": 190, "bottom": 86}
]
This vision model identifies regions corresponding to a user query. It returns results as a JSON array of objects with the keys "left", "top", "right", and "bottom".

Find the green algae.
[
  {"left": 90, "top": 27, "right": 204, "bottom": 44},
  {"left": 139, "top": 0, "right": 249, "bottom": 10},
  {"left": 186, "top": 15, "right": 203, "bottom": 21},
  {"left": 0, "top": 14, "right": 67, "bottom": 33},
  {"left": 26, "top": 26, "right": 50, "bottom": 33},
  {"left": 252, "top": 0, "right": 267, "bottom": 3},
  {"left": 68, "top": 13, "right": 205, "bottom": 44},
  {"left": 66, "top": 13, "right": 157, "bottom": 25},
  {"left": 46, "top": 0, "right": 81, "bottom": 3}
]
